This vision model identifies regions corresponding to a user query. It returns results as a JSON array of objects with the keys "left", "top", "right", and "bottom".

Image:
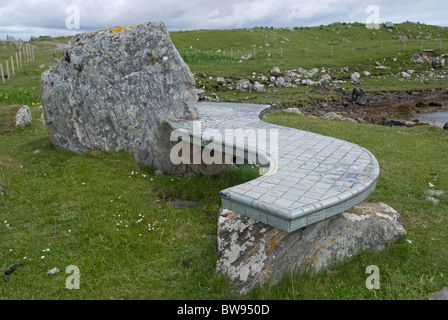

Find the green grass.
[{"left": 1, "top": 21, "right": 448, "bottom": 300}]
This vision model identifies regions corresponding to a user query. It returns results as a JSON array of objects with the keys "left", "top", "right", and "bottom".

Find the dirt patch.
[
  {"left": 0, "top": 104, "right": 21, "bottom": 134},
  {"left": 298, "top": 88, "right": 448, "bottom": 126}
]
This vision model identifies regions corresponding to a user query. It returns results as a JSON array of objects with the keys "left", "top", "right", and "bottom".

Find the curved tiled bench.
[{"left": 166, "top": 102, "right": 380, "bottom": 233}]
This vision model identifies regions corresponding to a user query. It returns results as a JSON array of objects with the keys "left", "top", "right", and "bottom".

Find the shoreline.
[{"left": 299, "top": 88, "right": 448, "bottom": 127}]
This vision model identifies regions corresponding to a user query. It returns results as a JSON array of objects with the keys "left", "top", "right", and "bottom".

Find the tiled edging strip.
[{"left": 166, "top": 102, "right": 380, "bottom": 232}]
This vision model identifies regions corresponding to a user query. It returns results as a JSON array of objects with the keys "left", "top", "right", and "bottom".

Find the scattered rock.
[
  {"left": 316, "top": 74, "right": 332, "bottom": 87},
  {"left": 296, "top": 67, "right": 318, "bottom": 78},
  {"left": 350, "top": 72, "right": 361, "bottom": 85},
  {"left": 269, "top": 66, "right": 282, "bottom": 77},
  {"left": 15, "top": 105, "right": 32, "bottom": 127},
  {"left": 377, "top": 119, "right": 407, "bottom": 127},
  {"left": 324, "top": 112, "right": 357, "bottom": 122},
  {"left": 334, "top": 87, "right": 346, "bottom": 95},
  {"left": 241, "top": 53, "right": 252, "bottom": 60},
  {"left": 253, "top": 82, "right": 266, "bottom": 93},
  {"left": 216, "top": 202, "right": 406, "bottom": 295},
  {"left": 236, "top": 79, "right": 253, "bottom": 92},
  {"left": 401, "top": 71, "right": 411, "bottom": 79},
  {"left": 301, "top": 79, "right": 315, "bottom": 86},
  {"left": 284, "top": 107, "right": 303, "bottom": 115},
  {"left": 47, "top": 267, "right": 60, "bottom": 275},
  {"left": 411, "top": 53, "right": 424, "bottom": 63},
  {"left": 352, "top": 87, "right": 367, "bottom": 105},
  {"left": 415, "top": 101, "right": 427, "bottom": 108},
  {"left": 41, "top": 21, "right": 198, "bottom": 175},
  {"left": 431, "top": 56, "right": 445, "bottom": 68},
  {"left": 425, "top": 196, "right": 440, "bottom": 205},
  {"left": 385, "top": 22, "right": 395, "bottom": 29},
  {"left": 425, "top": 189, "right": 445, "bottom": 197},
  {"left": 274, "top": 76, "right": 288, "bottom": 88}
]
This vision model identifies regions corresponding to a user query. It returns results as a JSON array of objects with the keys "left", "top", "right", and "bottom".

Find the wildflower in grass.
[{"left": 442, "top": 274, "right": 444, "bottom": 278}]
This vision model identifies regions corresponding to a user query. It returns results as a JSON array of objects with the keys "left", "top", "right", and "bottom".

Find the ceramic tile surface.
[{"left": 166, "top": 102, "right": 380, "bottom": 232}]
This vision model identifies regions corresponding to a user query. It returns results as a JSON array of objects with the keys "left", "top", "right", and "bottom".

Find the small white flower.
[
  {"left": 429, "top": 182, "right": 434, "bottom": 188},
  {"left": 23, "top": 257, "right": 27, "bottom": 260},
  {"left": 41, "top": 256, "right": 45, "bottom": 259},
  {"left": 9, "top": 249, "right": 12, "bottom": 252},
  {"left": 46, "top": 248, "right": 50, "bottom": 252},
  {"left": 407, "top": 239, "right": 413, "bottom": 244}
]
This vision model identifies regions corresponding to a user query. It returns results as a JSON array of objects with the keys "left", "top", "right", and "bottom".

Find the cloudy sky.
[{"left": 1, "top": 0, "right": 447, "bottom": 40}]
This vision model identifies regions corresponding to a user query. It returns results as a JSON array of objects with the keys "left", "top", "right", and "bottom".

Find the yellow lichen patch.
[
  {"left": 347, "top": 208, "right": 364, "bottom": 215},
  {"left": 109, "top": 25, "right": 135, "bottom": 33},
  {"left": 226, "top": 211, "right": 235, "bottom": 218},
  {"left": 269, "top": 241, "right": 277, "bottom": 249}
]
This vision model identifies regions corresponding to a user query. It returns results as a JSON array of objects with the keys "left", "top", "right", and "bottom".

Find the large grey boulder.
[
  {"left": 216, "top": 202, "right": 406, "bottom": 295},
  {"left": 41, "top": 21, "right": 198, "bottom": 174}
]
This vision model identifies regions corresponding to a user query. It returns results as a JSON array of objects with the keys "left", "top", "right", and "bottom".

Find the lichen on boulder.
[{"left": 41, "top": 21, "right": 198, "bottom": 174}]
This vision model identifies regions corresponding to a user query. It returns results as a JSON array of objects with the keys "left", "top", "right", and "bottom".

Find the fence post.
[
  {"left": 0, "top": 64, "right": 5, "bottom": 84},
  {"left": 420, "top": 39, "right": 424, "bottom": 51},
  {"left": 10, "top": 56, "right": 14, "bottom": 76},
  {"left": 380, "top": 40, "right": 383, "bottom": 53},
  {"left": 352, "top": 43, "right": 355, "bottom": 55},
  {"left": 19, "top": 49, "right": 23, "bottom": 68},
  {"left": 331, "top": 45, "right": 333, "bottom": 57},
  {"left": 6, "top": 60, "right": 10, "bottom": 79},
  {"left": 15, "top": 53, "right": 19, "bottom": 71},
  {"left": 32, "top": 47, "right": 35, "bottom": 61}
]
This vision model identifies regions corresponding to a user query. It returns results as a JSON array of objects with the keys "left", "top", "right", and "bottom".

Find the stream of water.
[{"left": 390, "top": 107, "right": 448, "bottom": 129}]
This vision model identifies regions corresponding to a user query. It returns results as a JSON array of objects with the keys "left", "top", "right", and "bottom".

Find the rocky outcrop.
[
  {"left": 216, "top": 202, "right": 406, "bottom": 295},
  {"left": 41, "top": 21, "right": 198, "bottom": 174}
]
